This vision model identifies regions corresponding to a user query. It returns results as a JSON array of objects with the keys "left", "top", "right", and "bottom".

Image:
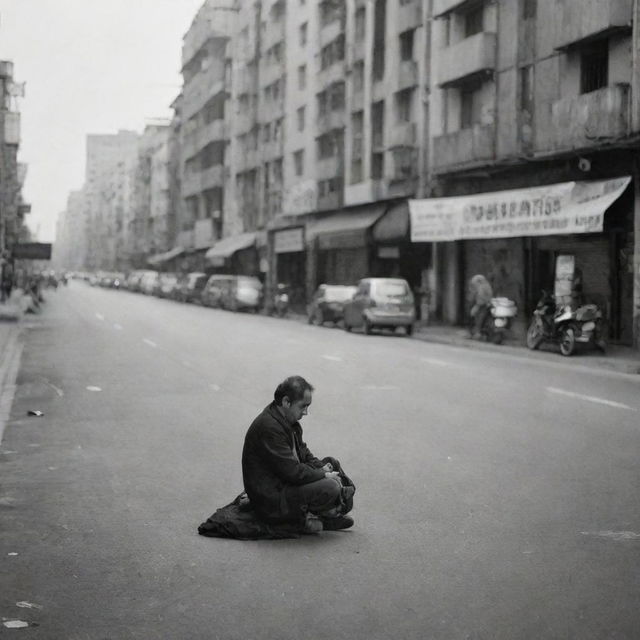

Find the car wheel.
[
  {"left": 405, "top": 324, "right": 414, "bottom": 337},
  {"left": 559, "top": 327, "right": 576, "bottom": 357},
  {"left": 313, "top": 309, "right": 324, "bottom": 326}
]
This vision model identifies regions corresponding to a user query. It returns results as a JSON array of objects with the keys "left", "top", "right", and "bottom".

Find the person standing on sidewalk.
[
  {"left": 242, "top": 375, "right": 355, "bottom": 533},
  {"left": 467, "top": 274, "right": 493, "bottom": 338}
]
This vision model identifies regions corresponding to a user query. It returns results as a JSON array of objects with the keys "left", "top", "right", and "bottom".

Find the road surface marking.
[
  {"left": 113, "top": 323, "right": 123, "bottom": 331},
  {"left": 16, "top": 602, "right": 42, "bottom": 610},
  {"left": 7, "top": 552, "right": 18, "bottom": 556},
  {"left": 322, "top": 355, "right": 343, "bottom": 361},
  {"left": 95, "top": 313, "right": 105, "bottom": 321},
  {"left": 546, "top": 387, "right": 635, "bottom": 411},
  {"left": 580, "top": 530, "right": 640, "bottom": 541},
  {"left": 86, "top": 386, "right": 102, "bottom": 392},
  {"left": 421, "top": 357, "right": 452, "bottom": 367},
  {"left": 40, "top": 378, "right": 64, "bottom": 397},
  {"left": 3, "top": 621, "right": 29, "bottom": 629},
  {"left": 210, "top": 384, "right": 221, "bottom": 392},
  {"left": 143, "top": 338, "right": 158, "bottom": 348},
  {"left": 361, "top": 384, "right": 399, "bottom": 391}
]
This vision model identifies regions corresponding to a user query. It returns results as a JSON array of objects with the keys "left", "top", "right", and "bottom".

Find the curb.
[{"left": 0, "top": 324, "right": 23, "bottom": 444}]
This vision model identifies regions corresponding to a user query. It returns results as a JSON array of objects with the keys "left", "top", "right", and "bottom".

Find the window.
[
  {"left": 581, "top": 40, "right": 608, "bottom": 94},
  {"left": 522, "top": 0, "right": 536, "bottom": 19},
  {"left": 395, "top": 88, "right": 413, "bottom": 122},
  {"left": 355, "top": 8, "right": 366, "bottom": 42},
  {"left": 297, "top": 106, "right": 306, "bottom": 131},
  {"left": 263, "top": 123, "right": 271, "bottom": 143},
  {"left": 353, "top": 61, "right": 365, "bottom": 93},
  {"left": 371, "top": 152, "right": 384, "bottom": 179},
  {"left": 298, "top": 64, "right": 306, "bottom": 90},
  {"left": 351, "top": 111, "right": 364, "bottom": 184},
  {"left": 321, "top": 35, "right": 345, "bottom": 70},
  {"left": 372, "top": 0, "right": 386, "bottom": 80},
  {"left": 317, "top": 90, "right": 328, "bottom": 116},
  {"left": 329, "top": 82, "right": 345, "bottom": 111},
  {"left": 399, "top": 29, "right": 414, "bottom": 62},
  {"left": 464, "top": 5, "right": 484, "bottom": 38},
  {"left": 294, "top": 149, "right": 305, "bottom": 176},
  {"left": 320, "top": 0, "right": 343, "bottom": 27},
  {"left": 519, "top": 65, "right": 533, "bottom": 113},
  {"left": 371, "top": 100, "right": 384, "bottom": 149},
  {"left": 299, "top": 22, "right": 307, "bottom": 46},
  {"left": 460, "top": 84, "right": 482, "bottom": 129}
]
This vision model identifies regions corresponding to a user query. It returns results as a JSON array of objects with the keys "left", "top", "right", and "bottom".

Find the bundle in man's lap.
[{"left": 198, "top": 376, "right": 356, "bottom": 540}]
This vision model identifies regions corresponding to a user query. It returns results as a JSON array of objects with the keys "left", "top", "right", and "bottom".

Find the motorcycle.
[
  {"left": 271, "top": 283, "right": 290, "bottom": 317},
  {"left": 526, "top": 290, "right": 606, "bottom": 357},
  {"left": 478, "top": 297, "right": 518, "bottom": 344}
]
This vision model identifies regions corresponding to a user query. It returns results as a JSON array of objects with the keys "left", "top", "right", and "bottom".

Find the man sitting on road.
[{"left": 242, "top": 375, "right": 354, "bottom": 533}]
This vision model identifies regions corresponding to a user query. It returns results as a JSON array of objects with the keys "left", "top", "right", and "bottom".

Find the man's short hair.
[{"left": 274, "top": 376, "right": 314, "bottom": 405}]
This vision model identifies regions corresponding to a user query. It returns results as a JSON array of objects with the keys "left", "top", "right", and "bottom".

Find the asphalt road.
[{"left": 1, "top": 282, "right": 639, "bottom": 639}]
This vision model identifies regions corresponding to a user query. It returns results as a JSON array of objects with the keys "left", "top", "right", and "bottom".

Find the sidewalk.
[{"left": 285, "top": 310, "right": 640, "bottom": 376}]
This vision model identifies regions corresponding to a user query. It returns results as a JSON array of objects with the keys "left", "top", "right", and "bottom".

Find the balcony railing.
[
  {"left": 317, "top": 156, "right": 342, "bottom": 181},
  {"left": 201, "top": 165, "right": 225, "bottom": 191},
  {"left": 432, "top": 123, "right": 496, "bottom": 173},
  {"left": 433, "top": 0, "right": 475, "bottom": 18},
  {"left": 388, "top": 121, "right": 417, "bottom": 148},
  {"left": 549, "top": 84, "right": 630, "bottom": 152},
  {"left": 397, "top": 60, "right": 418, "bottom": 90},
  {"left": 398, "top": 0, "right": 422, "bottom": 32},
  {"left": 317, "top": 109, "right": 346, "bottom": 134},
  {"left": 438, "top": 32, "right": 496, "bottom": 88},
  {"left": 555, "top": 0, "right": 632, "bottom": 50}
]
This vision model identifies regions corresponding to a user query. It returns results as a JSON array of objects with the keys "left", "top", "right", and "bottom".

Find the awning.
[
  {"left": 373, "top": 201, "right": 409, "bottom": 242},
  {"left": 307, "top": 204, "right": 387, "bottom": 250},
  {"left": 205, "top": 232, "right": 257, "bottom": 264},
  {"left": 409, "top": 177, "right": 632, "bottom": 242},
  {"left": 147, "top": 246, "right": 185, "bottom": 266}
]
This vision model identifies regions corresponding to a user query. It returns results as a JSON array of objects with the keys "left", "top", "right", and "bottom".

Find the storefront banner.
[
  {"left": 274, "top": 227, "right": 304, "bottom": 254},
  {"left": 409, "top": 177, "right": 631, "bottom": 242}
]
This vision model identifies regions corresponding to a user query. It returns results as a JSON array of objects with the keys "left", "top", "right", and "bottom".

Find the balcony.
[
  {"left": 318, "top": 62, "right": 346, "bottom": 89},
  {"left": 555, "top": 0, "right": 632, "bottom": 50},
  {"left": 183, "top": 74, "right": 226, "bottom": 120},
  {"left": 319, "top": 20, "right": 342, "bottom": 48},
  {"left": 317, "top": 156, "right": 342, "bottom": 180},
  {"left": 262, "top": 138, "right": 284, "bottom": 159},
  {"left": 351, "top": 40, "right": 366, "bottom": 64},
  {"left": 549, "top": 84, "right": 630, "bottom": 152},
  {"left": 397, "top": 60, "right": 418, "bottom": 90},
  {"left": 317, "top": 190, "right": 342, "bottom": 212},
  {"left": 262, "top": 21, "right": 285, "bottom": 51},
  {"left": 388, "top": 121, "right": 417, "bottom": 148},
  {"left": 183, "top": 120, "right": 227, "bottom": 159},
  {"left": 351, "top": 90, "right": 364, "bottom": 112},
  {"left": 398, "top": 0, "right": 422, "bottom": 32},
  {"left": 432, "top": 123, "right": 496, "bottom": 173},
  {"left": 438, "top": 32, "right": 496, "bottom": 88},
  {"left": 433, "top": 0, "right": 475, "bottom": 18},
  {"left": 3, "top": 112, "right": 20, "bottom": 145},
  {"left": 317, "top": 109, "right": 346, "bottom": 134},
  {"left": 260, "top": 62, "right": 283, "bottom": 89},
  {"left": 201, "top": 165, "right": 225, "bottom": 191},
  {"left": 182, "top": 172, "right": 201, "bottom": 198}
]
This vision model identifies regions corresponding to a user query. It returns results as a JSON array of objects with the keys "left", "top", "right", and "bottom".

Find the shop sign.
[
  {"left": 12, "top": 243, "right": 52, "bottom": 260},
  {"left": 409, "top": 177, "right": 631, "bottom": 242},
  {"left": 274, "top": 227, "right": 304, "bottom": 254}
]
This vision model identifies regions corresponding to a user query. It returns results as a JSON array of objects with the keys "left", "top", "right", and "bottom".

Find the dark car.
[
  {"left": 307, "top": 284, "right": 357, "bottom": 326},
  {"left": 175, "top": 272, "right": 208, "bottom": 303}
]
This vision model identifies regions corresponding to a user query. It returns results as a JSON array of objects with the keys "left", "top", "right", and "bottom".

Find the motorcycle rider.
[{"left": 467, "top": 274, "right": 493, "bottom": 338}]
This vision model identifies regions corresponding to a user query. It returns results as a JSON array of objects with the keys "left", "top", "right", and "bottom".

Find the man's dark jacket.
[{"left": 242, "top": 402, "right": 326, "bottom": 523}]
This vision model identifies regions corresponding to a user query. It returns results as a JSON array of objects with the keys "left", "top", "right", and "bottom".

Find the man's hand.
[
  {"left": 324, "top": 470, "right": 340, "bottom": 481},
  {"left": 322, "top": 462, "right": 334, "bottom": 472}
]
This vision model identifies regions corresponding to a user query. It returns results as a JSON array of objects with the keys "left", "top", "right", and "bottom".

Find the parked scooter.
[
  {"left": 271, "top": 283, "right": 290, "bottom": 317},
  {"left": 526, "top": 290, "right": 606, "bottom": 356},
  {"left": 479, "top": 297, "right": 518, "bottom": 344}
]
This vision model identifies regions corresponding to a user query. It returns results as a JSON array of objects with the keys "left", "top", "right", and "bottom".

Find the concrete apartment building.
[
  {"left": 53, "top": 190, "right": 87, "bottom": 272},
  {"left": 173, "top": 0, "right": 236, "bottom": 273},
  {"left": 83, "top": 130, "right": 139, "bottom": 271},
  {"left": 414, "top": 0, "right": 640, "bottom": 346}
]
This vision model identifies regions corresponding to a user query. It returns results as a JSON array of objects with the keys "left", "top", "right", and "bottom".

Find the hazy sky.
[{"left": 0, "top": 0, "right": 205, "bottom": 241}]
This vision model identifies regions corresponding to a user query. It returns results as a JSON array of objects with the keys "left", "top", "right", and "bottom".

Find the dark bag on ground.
[{"left": 197, "top": 458, "right": 355, "bottom": 540}]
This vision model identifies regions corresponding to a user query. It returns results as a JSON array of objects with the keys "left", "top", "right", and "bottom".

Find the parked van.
[{"left": 343, "top": 278, "right": 415, "bottom": 335}]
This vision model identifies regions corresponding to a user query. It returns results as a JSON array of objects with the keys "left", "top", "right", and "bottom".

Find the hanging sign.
[{"left": 409, "top": 177, "right": 631, "bottom": 242}]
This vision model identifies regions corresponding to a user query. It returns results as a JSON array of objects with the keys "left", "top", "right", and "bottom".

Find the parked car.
[
  {"left": 139, "top": 271, "right": 160, "bottom": 295},
  {"left": 156, "top": 272, "right": 179, "bottom": 298},
  {"left": 222, "top": 276, "right": 263, "bottom": 312},
  {"left": 343, "top": 277, "right": 416, "bottom": 335},
  {"left": 175, "top": 272, "right": 208, "bottom": 303},
  {"left": 111, "top": 272, "right": 126, "bottom": 289},
  {"left": 201, "top": 275, "right": 232, "bottom": 308},
  {"left": 307, "top": 284, "right": 357, "bottom": 326}
]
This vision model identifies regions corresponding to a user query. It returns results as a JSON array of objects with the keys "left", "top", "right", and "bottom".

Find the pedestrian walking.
[{"left": 467, "top": 274, "right": 493, "bottom": 338}]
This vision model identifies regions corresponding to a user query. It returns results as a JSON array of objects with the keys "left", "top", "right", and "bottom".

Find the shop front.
[
  {"left": 273, "top": 226, "right": 306, "bottom": 312},
  {"left": 306, "top": 203, "right": 388, "bottom": 293},
  {"left": 204, "top": 231, "right": 261, "bottom": 277},
  {"left": 410, "top": 176, "right": 633, "bottom": 343},
  {"left": 146, "top": 246, "right": 186, "bottom": 272}
]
